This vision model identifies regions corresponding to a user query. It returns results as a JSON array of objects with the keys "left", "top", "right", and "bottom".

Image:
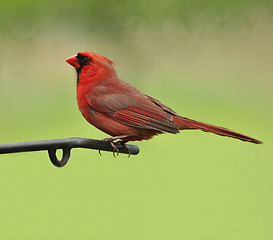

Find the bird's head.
[{"left": 66, "top": 51, "right": 116, "bottom": 83}]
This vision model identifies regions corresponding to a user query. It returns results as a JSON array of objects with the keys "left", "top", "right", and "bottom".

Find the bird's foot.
[
  {"left": 102, "top": 135, "right": 131, "bottom": 157},
  {"left": 117, "top": 141, "right": 131, "bottom": 158},
  {"left": 102, "top": 137, "right": 120, "bottom": 157}
]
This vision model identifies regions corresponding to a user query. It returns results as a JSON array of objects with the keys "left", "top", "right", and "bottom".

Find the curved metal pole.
[
  {"left": 0, "top": 138, "right": 140, "bottom": 167},
  {"left": 48, "top": 147, "right": 71, "bottom": 167}
]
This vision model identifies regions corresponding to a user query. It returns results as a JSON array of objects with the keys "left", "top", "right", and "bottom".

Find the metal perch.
[{"left": 0, "top": 138, "right": 140, "bottom": 167}]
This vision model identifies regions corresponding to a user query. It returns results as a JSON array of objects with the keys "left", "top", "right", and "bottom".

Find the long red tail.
[{"left": 173, "top": 116, "right": 262, "bottom": 144}]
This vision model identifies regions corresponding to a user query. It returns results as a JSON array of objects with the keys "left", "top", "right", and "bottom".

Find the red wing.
[
  {"left": 144, "top": 94, "right": 179, "bottom": 116},
  {"left": 86, "top": 93, "right": 179, "bottom": 134}
]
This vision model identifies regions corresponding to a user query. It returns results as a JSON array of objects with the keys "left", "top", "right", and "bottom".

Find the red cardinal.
[{"left": 66, "top": 51, "right": 262, "bottom": 152}]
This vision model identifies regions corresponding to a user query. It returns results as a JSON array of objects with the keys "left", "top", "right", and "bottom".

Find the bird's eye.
[
  {"left": 82, "top": 56, "right": 90, "bottom": 64},
  {"left": 77, "top": 53, "right": 92, "bottom": 66}
]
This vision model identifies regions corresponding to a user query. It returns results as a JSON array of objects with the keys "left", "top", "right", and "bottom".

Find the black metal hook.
[
  {"left": 0, "top": 138, "right": 140, "bottom": 167},
  {"left": 48, "top": 147, "right": 71, "bottom": 167}
]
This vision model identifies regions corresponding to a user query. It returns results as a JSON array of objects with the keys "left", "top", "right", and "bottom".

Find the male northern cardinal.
[{"left": 66, "top": 51, "right": 262, "bottom": 153}]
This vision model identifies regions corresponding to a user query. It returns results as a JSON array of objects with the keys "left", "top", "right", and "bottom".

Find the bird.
[{"left": 66, "top": 51, "right": 262, "bottom": 154}]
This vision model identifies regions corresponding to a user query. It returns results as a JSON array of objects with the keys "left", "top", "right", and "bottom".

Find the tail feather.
[{"left": 173, "top": 116, "right": 262, "bottom": 144}]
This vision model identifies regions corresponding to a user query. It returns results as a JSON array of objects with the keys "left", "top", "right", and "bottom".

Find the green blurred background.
[{"left": 0, "top": 0, "right": 272, "bottom": 239}]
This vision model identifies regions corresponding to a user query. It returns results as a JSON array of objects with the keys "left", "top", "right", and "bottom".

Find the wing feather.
[{"left": 86, "top": 85, "right": 179, "bottom": 134}]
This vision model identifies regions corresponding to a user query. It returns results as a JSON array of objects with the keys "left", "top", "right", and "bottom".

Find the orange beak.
[{"left": 66, "top": 55, "right": 80, "bottom": 69}]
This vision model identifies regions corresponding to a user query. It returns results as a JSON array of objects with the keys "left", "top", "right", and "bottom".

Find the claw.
[
  {"left": 101, "top": 136, "right": 131, "bottom": 157},
  {"left": 110, "top": 141, "right": 119, "bottom": 157},
  {"left": 102, "top": 135, "right": 129, "bottom": 157},
  {"left": 102, "top": 138, "right": 119, "bottom": 156},
  {"left": 120, "top": 141, "right": 131, "bottom": 158}
]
